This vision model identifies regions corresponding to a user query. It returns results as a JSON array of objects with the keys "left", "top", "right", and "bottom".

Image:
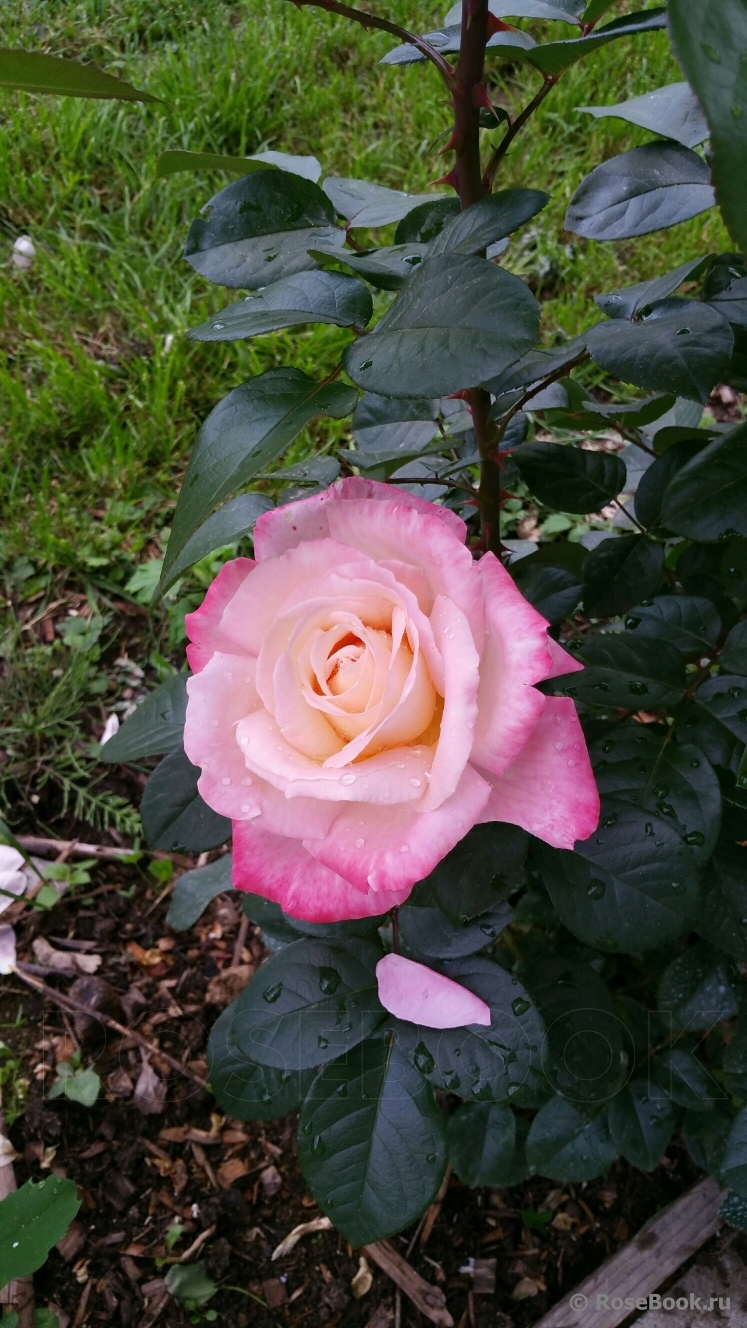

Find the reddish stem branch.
[
  {"left": 286, "top": 0, "right": 456, "bottom": 86},
  {"left": 482, "top": 75, "right": 557, "bottom": 191}
]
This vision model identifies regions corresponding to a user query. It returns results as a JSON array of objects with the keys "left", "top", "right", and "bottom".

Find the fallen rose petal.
[
  {"left": 0, "top": 925, "right": 17, "bottom": 974},
  {"left": 0, "top": 846, "right": 27, "bottom": 916},
  {"left": 100, "top": 713, "right": 120, "bottom": 745},
  {"left": 375, "top": 953, "right": 491, "bottom": 1029}
]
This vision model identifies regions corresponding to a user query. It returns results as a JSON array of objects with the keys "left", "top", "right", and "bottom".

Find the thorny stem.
[
  {"left": 286, "top": 0, "right": 456, "bottom": 87},
  {"left": 492, "top": 351, "right": 591, "bottom": 449}
]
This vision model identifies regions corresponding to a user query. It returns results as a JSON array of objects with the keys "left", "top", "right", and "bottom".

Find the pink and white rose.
[{"left": 184, "top": 479, "right": 598, "bottom": 922}]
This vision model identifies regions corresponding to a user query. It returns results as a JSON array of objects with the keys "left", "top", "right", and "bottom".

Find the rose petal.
[
  {"left": 0, "top": 925, "right": 16, "bottom": 975},
  {"left": 232, "top": 821, "right": 406, "bottom": 921},
  {"left": 546, "top": 635, "right": 584, "bottom": 677},
  {"left": 470, "top": 553, "right": 555, "bottom": 777},
  {"left": 253, "top": 477, "right": 467, "bottom": 561},
  {"left": 376, "top": 954, "right": 491, "bottom": 1029},
  {"left": 418, "top": 595, "right": 479, "bottom": 812},
  {"left": 185, "top": 558, "right": 254, "bottom": 673},
  {"left": 184, "top": 653, "right": 261, "bottom": 819},
  {"left": 305, "top": 763, "right": 491, "bottom": 894},
  {"left": 477, "top": 696, "right": 600, "bottom": 849}
]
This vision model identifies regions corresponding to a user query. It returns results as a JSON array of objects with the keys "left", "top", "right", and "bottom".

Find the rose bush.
[{"left": 183, "top": 478, "right": 598, "bottom": 921}]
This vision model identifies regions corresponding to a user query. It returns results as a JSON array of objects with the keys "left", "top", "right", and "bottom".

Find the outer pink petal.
[
  {"left": 477, "top": 696, "right": 599, "bottom": 849},
  {"left": 546, "top": 635, "right": 584, "bottom": 678},
  {"left": 470, "top": 553, "right": 555, "bottom": 777},
  {"left": 253, "top": 477, "right": 466, "bottom": 561},
  {"left": 376, "top": 954, "right": 491, "bottom": 1029},
  {"left": 183, "top": 652, "right": 261, "bottom": 819},
  {"left": 232, "top": 820, "right": 408, "bottom": 922},
  {"left": 325, "top": 497, "right": 485, "bottom": 650},
  {"left": 305, "top": 763, "right": 491, "bottom": 894},
  {"left": 185, "top": 558, "right": 254, "bottom": 673},
  {"left": 419, "top": 595, "right": 480, "bottom": 812}
]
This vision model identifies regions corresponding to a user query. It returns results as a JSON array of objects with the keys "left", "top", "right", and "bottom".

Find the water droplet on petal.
[
  {"left": 241, "top": 776, "right": 252, "bottom": 785},
  {"left": 409, "top": 778, "right": 422, "bottom": 788},
  {"left": 400, "top": 844, "right": 410, "bottom": 853},
  {"left": 354, "top": 838, "right": 365, "bottom": 848},
  {"left": 221, "top": 777, "right": 231, "bottom": 786},
  {"left": 340, "top": 773, "right": 356, "bottom": 785}
]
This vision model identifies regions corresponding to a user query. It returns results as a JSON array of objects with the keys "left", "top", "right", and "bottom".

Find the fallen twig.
[
  {"left": 363, "top": 1240, "right": 453, "bottom": 1327},
  {"left": 420, "top": 1165, "right": 452, "bottom": 1247},
  {"left": 15, "top": 964, "right": 206, "bottom": 1089}
]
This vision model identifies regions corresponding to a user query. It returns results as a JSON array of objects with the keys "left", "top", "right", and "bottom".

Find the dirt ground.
[{"left": 1, "top": 854, "right": 710, "bottom": 1328}]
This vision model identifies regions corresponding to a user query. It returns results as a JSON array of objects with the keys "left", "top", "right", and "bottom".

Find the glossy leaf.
[
  {"left": 297, "top": 1035, "right": 447, "bottom": 1247},
  {"left": 381, "top": 26, "right": 536, "bottom": 65},
  {"left": 510, "top": 544, "right": 584, "bottom": 624},
  {"left": 162, "top": 370, "right": 357, "bottom": 586},
  {"left": 526, "top": 1097, "right": 618, "bottom": 1182},
  {"left": 448, "top": 1103, "right": 528, "bottom": 1187},
  {"left": 0, "top": 1177, "right": 80, "bottom": 1288},
  {"left": 399, "top": 857, "right": 514, "bottom": 960},
  {"left": 229, "top": 937, "right": 384, "bottom": 1071},
  {"left": 582, "top": 535, "right": 665, "bottom": 617},
  {"left": 207, "top": 1001, "right": 315, "bottom": 1120},
  {"left": 485, "top": 336, "right": 587, "bottom": 398},
  {"left": 537, "top": 802, "right": 700, "bottom": 953},
  {"left": 323, "top": 178, "right": 449, "bottom": 229},
  {"left": 657, "top": 942, "right": 740, "bottom": 1030},
  {"left": 159, "top": 492, "right": 274, "bottom": 594},
  {"left": 187, "top": 271, "right": 372, "bottom": 342},
  {"left": 579, "top": 83, "right": 709, "bottom": 150},
  {"left": 607, "top": 1080, "right": 677, "bottom": 1170},
  {"left": 310, "top": 242, "right": 430, "bottom": 292},
  {"left": 590, "top": 723, "right": 721, "bottom": 863},
  {"left": 156, "top": 149, "right": 321, "bottom": 180},
  {"left": 394, "top": 198, "right": 460, "bottom": 243},
  {"left": 551, "top": 632, "right": 685, "bottom": 709},
  {"left": 428, "top": 189, "right": 550, "bottom": 257},
  {"left": 167, "top": 854, "right": 234, "bottom": 930},
  {"left": 661, "top": 423, "right": 747, "bottom": 538},
  {"left": 623, "top": 595, "right": 721, "bottom": 658},
  {"left": 184, "top": 171, "right": 343, "bottom": 289},
  {"left": 586, "top": 302, "right": 733, "bottom": 404},
  {"left": 722, "top": 622, "right": 747, "bottom": 676},
  {"left": 566, "top": 143, "right": 715, "bottom": 241},
  {"left": 514, "top": 441, "right": 625, "bottom": 513},
  {"left": 351, "top": 393, "right": 440, "bottom": 455},
  {"left": 594, "top": 257, "right": 713, "bottom": 321},
  {"left": 721, "top": 1110, "right": 747, "bottom": 1198},
  {"left": 140, "top": 747, "right": 231, "bottom": 853},
  {"left": 652, "top": 1046, "right": 725, "bottom": 1112},
  {"left": 676, "top": 676, "right": 747, "bottom": 776},
  {"left": 513, "top": 9, "right": 667, "bottom": 78},
  {"left": 0, "top": 49, "right": 158, "bottom": 101},
  {"left": 708, "top": 276, "right": 747, "bottom": 329},
  {"left": 344, "top": 255, "right": 539, "bottom": 399},
  {"left": 668, "top": 0, "right": 747, "bottom": 255},
  {"left": 634, "top": 439, "right": 710, "bottom": 530},
  {"left": 698, "top": 842, "right": 747, "bottom": 963},
  {"left": 100, "top": 673, "right": 187, "bottom": 762},
  {"left": 444, "top": 0, "right": 583, "bottom": 21}
]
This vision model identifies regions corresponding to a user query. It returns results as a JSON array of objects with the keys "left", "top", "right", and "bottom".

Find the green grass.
[{"left": 0, "top": 0, "right": 731, "bottom": 830}]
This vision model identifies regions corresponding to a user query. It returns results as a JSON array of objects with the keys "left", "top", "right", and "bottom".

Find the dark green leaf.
[
  {"left": 184, "top": 171, "right": 342, "bottom": 289},
  {"left": 0, "top": 49, "right": 159, "bottom": 101},
  {"left": 539, "top": 393, "right": 676, "bottom": 433},
  {"left": 590, "top": 722, "right": 721, "bottom": 862},
  {"left": 164, "top": 1263, "right": 216, "bottom": 1308},
  {"left": 723, "top": 1007, "right": 747, "bottom": 1093},
  {"left": 668, "top": 0, "right": 747, "bottom": 256},
  {"left": 526, "top": 1097, "right": 618, "bottom": 1182},
  {"left": 718, "top": 1108, "right": 747, "bottom": 1198},
  {"left": 159, "top": 493, "right": 274, "bottom": 595},
  {"left": 140, "top": 747, "right": 231, "bottom": 853},
  {"left": 651, "top": 1046, "right": 725, "bottom": 1110},
  {"left": 594, "top": 257, "right": 713, "bottom": 321},
  {"left": 514, "top": 441, "right": 625, "bottom": 513},
  {"left": 722, "top": 537, "right": 747, "bottom": 599},
  {"left": 722, "top": 622, "right": 747, "bottom": 676},
  {"left": 698, "top": 842, "right": 747, "bottom": 962},
  {"left": 708, "top": 276, "right": 747, "bottom": 330},
  {"left": 444, "top": 0, "right": 584, "bottom": 22},
  {"left": 408, "top": 824, "right": 528, "bottom": 931},
  {"left": 683, "top": 1102, "right": 734, "bottom": 1170},
  {"left": 428, "top": 189, "right": 550, "bottom": 257},
  {"left": 662, "top": 423, "right": 747, "bottom": 538},
  {"left": 241, "top": 891, "right": 301, "bottom": 950},
  {"left": 344, "top": 255, "right": 539, "bottom": 399},
  {"left": 0, "top": 1177, "right": 80, "bottom": 1287},
  {"left": 352, "top": 393, "right": 440, "bottom": 454},
  {"left": 582, "top": 535, "right": 665, "bottom": 617},
  {"left": 623, "top": 595, "right": 721, "bottom": 657},
  {"left": 156, "top": 149, "right": 321, "bottom": 180},
  {"left": 229, "top": 937, "right": 384, "bottom": 1071},
  {"left": 187, "top": 272, "right": 372, "bottom": 342},
  {"left": 485, "top": 336, "right": 587, "bottom": 398},
  {"left": 507, "top": 10, "right": 667, "bottom": 78},
  {"left": 100, "top": 673, "right": 187, "bottom": 762},
  {"left": 167, "top": 854, "right": 234, "bottom": 930},
  {"left": 310, "top": 241, "right": 430, "bottom": 292},
  {"left": 448, "top": 1103, "right": 528, "bottom": 1187},
  {"left": 579, "top": 83, "right": 709, "bottom": 150},
  {"left": 676, "top": 541, "right": 729, "bottom": 602},
  {"left": 394, "top": 198, "right": 460, "bottom": 244},
  {"left": 381, "top": 27, "right": 536, "bottom": 66},
  {"left": 586, "top": 302, "right": 733, "bottom": 404},
  {"left": 323, "top": 178, "right": 449, "bottom": 229},
  {"left": 607, "top": 1080, "right": 677, "bottom": 1170},
  {"left": 207, "top": 1000, "right": 315, "bottom": 1120},
  {"left": 676, "top": 677, "right": 747, "bottom": 775},
  {"left": 162, "top": 370, "right": 357, "bottom": 586},
  {"left": 510, "top": 545, "right": 584, "bottom": 623},
  {"left": 396, "top": 955, "right": 545, "bottom": 1103},
  {"left": 520, "top": 952, "right": 629, "bottom": 1103},
  {"left": 566, "top": 143, "right": 715, "bottom": 241},
  {"left": 536, "top": 802, "right": 700, "bottom": 953},
  {"left": 634, "top": 439, "right": 710, "bottom": 530},
  {"left": 297, "top": 1036, "right": 447, "bottom": 1247},
  {"left": 657, "top": 941, "right": 740, "bottom": 1030},
  {"left": 550, "top": 632, "right": 685, "bottom": 709}
]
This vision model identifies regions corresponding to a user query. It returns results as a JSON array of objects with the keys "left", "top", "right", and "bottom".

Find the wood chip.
[
  {"left": 260, "top": 1164, "right": 282, "bottom": 1197},
  {"left": 364, "top": 1240, "right": 454, "bottom": 1327},
  {"left": 217, "top": 1157, "right": 251, "bottom": 1189},
  {"left": 56, "top": 1222, "right": 86, "bottom": 1263},
  {"left": 32, "top": 937, "right": 101, "bottom": 975},
  {"left": 205, "top": 963, "right": 255, "bottom": 1007},
  {"left": 271, "top": 1215, "right": 333, "bottom": 1261},
  {"left": 133, "top": 1058, "right": 166, "bottom": 1115},
  {"left": 472, "top": 1259, "right": 496, "bottom": 1296},
  {"left": 513, "top": 1277, "right": 540, "bottom": 1299},
  {"left": 262, "top": 1278, "right": 287, "bottom": 1310}
]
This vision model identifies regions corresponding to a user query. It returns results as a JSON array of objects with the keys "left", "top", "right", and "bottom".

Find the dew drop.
[
  {"left": 319, "top": 967, "right": 342, "bottom": 994},
  {"left": 240, "top": 735, "right": 249, "bottom": 745},
  {"left": 354, "top": 837, "right": 365, "bottom": 848},
  {"left": 221, "top": 777, "right": 231, "bottom": 786},
  {"left": 602, "top": 812, "right": 618, "bottom": 828},
  {"left": 399, "top": 844, "right": 410, "bottom": 853},
  {"left": 426, "top": 1153, "right": 437, "bottom": 1164},
  {"left": 212, "top": 321, "right": 225, "bottom": 330},
  {"left": 567, "top": 759, "right": 576, "bottom": 768},
  {"left": 359, "top": 359, "right": 373, "bottom": 371},
  {"left": 414, "top": 1042, "right": 435, "bottom": 1074},
  {"left": 263, "top": 982, "right": 283, "bottom": 1003},
  {"left": 654, "top": 782, "right": 669, "bottom": 799},
  {"left": 602, "top": 739, "right": 616, "bottom": 754},
  {"left": 340, "top": 773, "right": 356, "bottom": 785},
  {"left": 671, "top": 881, "right": 686, "bottom": 895},
  {"left": 317, "top": 1035, "right": 329, "bottom": 1049},
  {"left": 409, "top": 778, "right": 422, "bottom": 788},
  {"left": 701, "top": 43, "right": 721, "bottom": 61},
  {"left": 312, "top": 1135, "right": 326, "bottom": 1156},
  {"left": 587, "top": 879, "right": 606, "bottom": 900},
  {"left": 512, "top": 997, "right": 530, "bottom": 1017},
  {"left": 241, "top": 803, "right": 250, "bottom": 813},
  {"left": 628, "top": 681, "right": 649, "bottom": 696},
  {"left": 241, "top": 776, "right": 252, "bottom": 785}
]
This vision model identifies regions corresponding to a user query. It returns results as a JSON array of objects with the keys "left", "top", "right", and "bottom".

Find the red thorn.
[
  {"left": 472, "top": 82, "right": 496, "bottom": 113},
  {"left": 430, "top": 168, "right": 459, "bottom": 191},
  {"left": 437, "top": 128, "right": 464, "bottom": 157},
  {"left": 487, "top": 13, "right": 517, "bottom": 34},
  {"left": 447, "top": 390, "right": 472, "bottom": 403}
]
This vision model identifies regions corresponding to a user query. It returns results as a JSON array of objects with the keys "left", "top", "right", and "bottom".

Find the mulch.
[{"left": 2, "top": 854, "right": 704, "bottom": 1328}]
